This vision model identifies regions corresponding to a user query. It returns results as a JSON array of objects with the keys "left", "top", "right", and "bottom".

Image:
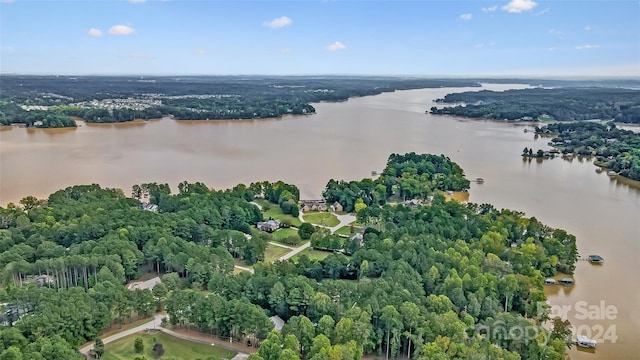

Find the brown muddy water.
[{"left": 1, "top": 84, "right": 638, "bottom": 359}]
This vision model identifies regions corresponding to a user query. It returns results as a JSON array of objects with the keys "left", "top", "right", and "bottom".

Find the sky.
[{"left": 1, "top": 0, "right": 639, "bottom": 77}]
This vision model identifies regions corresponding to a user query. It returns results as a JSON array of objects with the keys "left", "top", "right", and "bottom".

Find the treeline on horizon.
[
  {"left": 430, "top": 87, "right": 640, "bottom": 123},
  {"left": 0, "top": 76, "right": 479, "bottom": 127},
  {"left": 0, "top": 153, "right": 577, "bottom": 360}
]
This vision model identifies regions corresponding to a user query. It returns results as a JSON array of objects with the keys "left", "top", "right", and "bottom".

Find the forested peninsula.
[
  {"left": 0, "top": 153, "right": 578, "bottom": 360},
  {"left": 0, "top": 76, "right": 478, "bottom": 128},
  {"left": 430, "top": 87, "right": 640, "bottom": 123},
  {"left": 536, "top": 122, "right": 640, "bottom": 181}
]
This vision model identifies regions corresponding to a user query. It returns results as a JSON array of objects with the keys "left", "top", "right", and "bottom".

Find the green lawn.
[
  {"left": 253, "top": 199, "right": 271, "bottom": 207},
  {"left": 302, "top": 212, "right": 339, "bottom": 227},
  {"left": 334, "top": 225, "right": 361, "bottom": 237},
  {"left": 538, "top": 116, "right": 556, "bottom": 123},
  {"left": 233, "top": 258, "right": 253, "bottom": 270},
  {"left": 291, "top": 248, "right": 332, "bottom": 261},
  {"left": 270, "top": 228, "right": 299, "bottom": 240},
  {"left": 262, "top": 203, "right": 302, "bottom": 227},
  {"left": 102, "top": 331, "right": 236, "bottom": 360},
  {"left": 263, "top": 244, "right": 291, "bottom": 263}
]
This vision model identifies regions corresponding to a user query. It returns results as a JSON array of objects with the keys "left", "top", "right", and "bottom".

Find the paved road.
[
  {"left": 328, "top": 213, "right": 356, "bottom": 233},
  {"left": 249, "top": 201, "right": 262, "bottom": 210},
  {"left": 299, "top": 210, "right": 356, "bottom": 234},
  {"left": 278, "top": 241, "right": 311, "bottom": 261},
  {"left": 127, "top": 276, "right": 162, "bottom": 290},
  {"left": 234, "top": 265, "right": 255, "bottom": 274},
  {"left": 79, "top": 314, "right": 164, "bottom": 355},
  {"left": 268, "top": 241, "right": 294, "bottom": 250}
]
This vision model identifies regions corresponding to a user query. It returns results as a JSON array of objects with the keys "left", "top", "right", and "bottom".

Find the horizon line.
[{"left": 2, "top": 72, "right": 640, "bottom": 80}]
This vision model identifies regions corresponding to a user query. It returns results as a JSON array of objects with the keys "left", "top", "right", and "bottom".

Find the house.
[
  {"left": 301, "top": 202, "right": 318, "bottom": 212},
  {"left": 402, "top": 199, "right": 423, "bottom": 207},
  {"left": 257, "top": 219, "right": 281, "bottom": 232},
  {"left": 299, "top": 200, "right": 328, "bottom": 212},
  {"left": 330, "top": 201, "right": 343, "bottom": 212},
  {"left": 141, "top": 202, "right": 158, "bottom": 212},
  {"left": 350, "top": 232, "right": 364, "bottom": 246},
  {"left": 0, "top": 306, "right": 30, "bottom": 326},
  {"left": 270, "top": 315, "right": 284, "bottom": 331},
  {"left": 33, "top": 275, "right": 54, "bottom": 287}
]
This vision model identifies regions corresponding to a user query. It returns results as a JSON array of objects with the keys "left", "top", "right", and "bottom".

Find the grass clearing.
[
  {"left": 291, "top": 248, "right": 333, "bottom": 261},
  {"left": 263, "top": 244, "right": 291, "bottom": 262},
  {"left": 100, "top": 316, "right": 155, "bottom": 338},
  {"left": 233, "top": 258, "right": 249, "bottom": 267},
  {"left": 102, "top": 331, "right": 236, "bottom": 360},
  {"left": 263, "top": 204, "right": 302, "bottom": 227},
  {"left": 271, "top": 228, "right": 299, "bottom": 240},
  {"left": 303, "top": 212, "right": 339, "bottom": 227},
  {"left": 253, "top": 199, "right": 271, "bottom": 207},
  {"left": 538, "top": 116, "right": 556, "bottom": 123},
  {"left": 334, "top": 225, "right": 361, "bottom": 237},
  {"left": 79, "top": 316, "right": 155, "bottom": 350}
]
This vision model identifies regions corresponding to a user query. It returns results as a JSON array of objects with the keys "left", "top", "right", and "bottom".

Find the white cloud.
[
  {"left": 326, "top": 41, "right": 346, "bottom": 52},
  {"left": 194, "top": 49, "right": 206, "bottom": 55},
  {"left": 108, "top": 25, "right": 136, "bottom": 35},
  {"left": 502, "top": 0, "right": 538, "bottom": 13},
  {"left": 460, "top": 13, "right": 472, "bottom": 21},
  {"left": 280, "top": 48, "right": 291, "bottom": 54},
  {"left": 534, "top": 8, "right": 549, "bottom": 16},
  {"left": 585, "top": 26, "right": 591, "bottom": 31},
  {"left": 482, "top": 5, "right": 498, "bottom": 12},
  {"left": 474, "top": 43, "right": 485, "bottom": 48},
  {"left": 576, "top": 44, "right": 600, "bottom": 50},
  {"left": 129, "top": 52, "right": 149, "bottom": 59},
  {"left": 128, "top": 0, "right": 146, "bottom": 3},
  {"left": 263, "top": 16, "right": 293, "bottom": 28},
  {"left": 87, "top": 28, "right": 103, "bottom": 37},
  {"left": 548, "top": 47, "right": 556, "bottom": 51}
]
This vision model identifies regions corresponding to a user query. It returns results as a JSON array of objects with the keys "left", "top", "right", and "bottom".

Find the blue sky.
[{"left": 1, "top": 0, "right": 638, "bottom": 76}]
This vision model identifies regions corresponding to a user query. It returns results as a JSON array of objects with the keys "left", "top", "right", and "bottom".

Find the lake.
[{"left": 1, "top": 83, "right": 638, "bottom": 359}]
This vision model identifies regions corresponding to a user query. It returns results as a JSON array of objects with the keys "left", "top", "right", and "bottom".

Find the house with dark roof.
[
  {"left": 257, "top": 219, "right": 281, "bottom": 232},
  {"left": 299, "top": 200, "right": 328, "bottom": 212}
]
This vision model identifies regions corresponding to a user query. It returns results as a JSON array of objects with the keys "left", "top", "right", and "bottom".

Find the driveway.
[
  {"left": 328, "top": 213, "right": 356, "bottom": 233},
  {"left": 79, "top": 314, "right": 164, "bottom": 355},
  {"left": 278, "top": 241, "right": 311, "bottom": 261},
  {"left": 127, "top": 276, "right": 162, "bottom": 291},
  {"left": 79, "top": 314, "right": 250, "bottom": 360},
  {"left": 298, "top": 210, "right": 356, "bottom": 235}
]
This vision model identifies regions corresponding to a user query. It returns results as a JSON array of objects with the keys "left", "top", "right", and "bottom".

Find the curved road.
[
  {"left": 79, "top": 314, "right": 249, "bottom": 360},
  {"left": 79, "top": 314, "right": 164, "bottom": 355}
]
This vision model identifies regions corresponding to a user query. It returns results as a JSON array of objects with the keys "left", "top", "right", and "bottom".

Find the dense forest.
[
  {"left": 0, "top": 75, "right": 478, "bottom": 127},
  {"left": 430, "top": 87, "right": 640, "bottom": 123},
  {"left": 535, "top": 122, "right": 640, "bottom": 181},
  {"left": 323, "top": 153, "right": 471, "bottom": 212},
  {"left": 0, "top": 154, "right": 578, "bottom": 359}
]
